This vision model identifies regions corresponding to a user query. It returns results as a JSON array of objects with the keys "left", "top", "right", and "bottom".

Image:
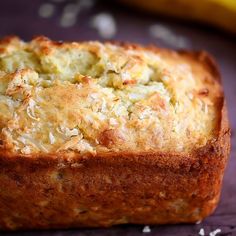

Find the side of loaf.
[{"left": 0, "top": 36, "right": 230, "bottom": 230}]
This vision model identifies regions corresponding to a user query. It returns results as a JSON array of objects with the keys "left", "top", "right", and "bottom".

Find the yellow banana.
[{"left": 119, "top": 0, "right": 236, "bottom": 34}]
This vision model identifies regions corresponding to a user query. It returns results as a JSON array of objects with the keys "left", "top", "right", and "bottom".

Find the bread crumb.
[{"left": 142, "top": 225, "right": 151, "bottom": 233}]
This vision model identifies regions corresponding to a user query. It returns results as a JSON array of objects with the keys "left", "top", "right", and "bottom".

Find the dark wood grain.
[{"left": 0, "top": 0, "right": 236, "bottom": 235}]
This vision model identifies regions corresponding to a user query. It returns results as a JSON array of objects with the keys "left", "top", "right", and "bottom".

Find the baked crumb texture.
[
  {"left": 0, "top": 37, "right": 230, "bottom": 230},
  {"left": 0, "top": 36, "right": 222, "bottom": 155}
]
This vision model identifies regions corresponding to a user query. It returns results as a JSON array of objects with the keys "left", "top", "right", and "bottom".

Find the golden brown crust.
[
  {"left": 0, "top": 38, "right": 230, "bottom": 230},
  {"left": 0, "top": 36, "right": 223, "bottom": 154},
  {"left": 0, "top": 127, "right": 230, "bottom": 229}
]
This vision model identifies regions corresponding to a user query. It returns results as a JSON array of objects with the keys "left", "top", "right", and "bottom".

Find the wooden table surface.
[{"left": 1, "top": 0, "right": 236, "bottom": 235}]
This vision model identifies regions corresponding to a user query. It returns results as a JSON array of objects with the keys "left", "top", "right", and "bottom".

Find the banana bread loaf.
[{"left": 0, "top": 36, "right": 230, "bottom": 230}]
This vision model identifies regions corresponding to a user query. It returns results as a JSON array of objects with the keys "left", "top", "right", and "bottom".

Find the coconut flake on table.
[
  {"left": 59, "top": 0, "right": 96, "bottom": 28},
  {"left": 199, "top": 228, "right": 205, "bottom": 236},
  {"left": 38, "top": 3, "right": 55, "bottom": 18},
  {"left": 209, "top": 228, "right": 222, "bottom": 236},
  {"left": 60, "top": 3, "right": 81, "bottom": 27},
  {"left": 90, "top": 12, "right": 117, "bottom": 39},
  {"left": 149, "top": 24, "right": 191, "bottom": 48},
  {"left": 142, "top": 225, "right": 151, "bottom": 233}
]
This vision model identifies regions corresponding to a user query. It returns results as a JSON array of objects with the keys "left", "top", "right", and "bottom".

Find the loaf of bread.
[{"left": 0, "top": 36, "right": 230, "bottom": 230}]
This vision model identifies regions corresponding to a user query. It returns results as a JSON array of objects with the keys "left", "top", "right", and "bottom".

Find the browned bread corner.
[{"left": 0, "top": 36, "right": 230, "bottom": 230}]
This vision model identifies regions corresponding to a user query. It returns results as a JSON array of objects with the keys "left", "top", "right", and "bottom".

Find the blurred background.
[{"left": 1, "top": 0, "right": 236, "bottom": 235}]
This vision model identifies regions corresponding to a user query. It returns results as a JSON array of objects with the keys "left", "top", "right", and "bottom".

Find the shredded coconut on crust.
[{"left": 0, "top": 36, "right": 222, "bottom": 154}]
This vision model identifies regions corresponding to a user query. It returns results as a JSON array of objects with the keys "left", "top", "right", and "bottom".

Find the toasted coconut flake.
[
  {"left": 49, "top": 132, "right": 56, "bottom": 144},
  {"left": 57, "top": 135, "right": 83, "bottom": 151},
  {"left": 26, "top": 99, "right": 40, "bottom": 121}
]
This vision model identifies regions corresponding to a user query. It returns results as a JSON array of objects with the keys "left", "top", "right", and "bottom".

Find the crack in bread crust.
[{"left": 0, "top": 36, "right": 223, "bottom": 155}]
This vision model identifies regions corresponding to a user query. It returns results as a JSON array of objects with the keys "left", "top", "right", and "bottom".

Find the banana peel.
[{"left": 119, "top": 0, "right": 236, "bottom": 35}]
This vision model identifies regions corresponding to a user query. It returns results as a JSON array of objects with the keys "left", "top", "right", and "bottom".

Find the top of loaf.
[{"left": 0, "top": 36, "right": 222, "bottom": 155}]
